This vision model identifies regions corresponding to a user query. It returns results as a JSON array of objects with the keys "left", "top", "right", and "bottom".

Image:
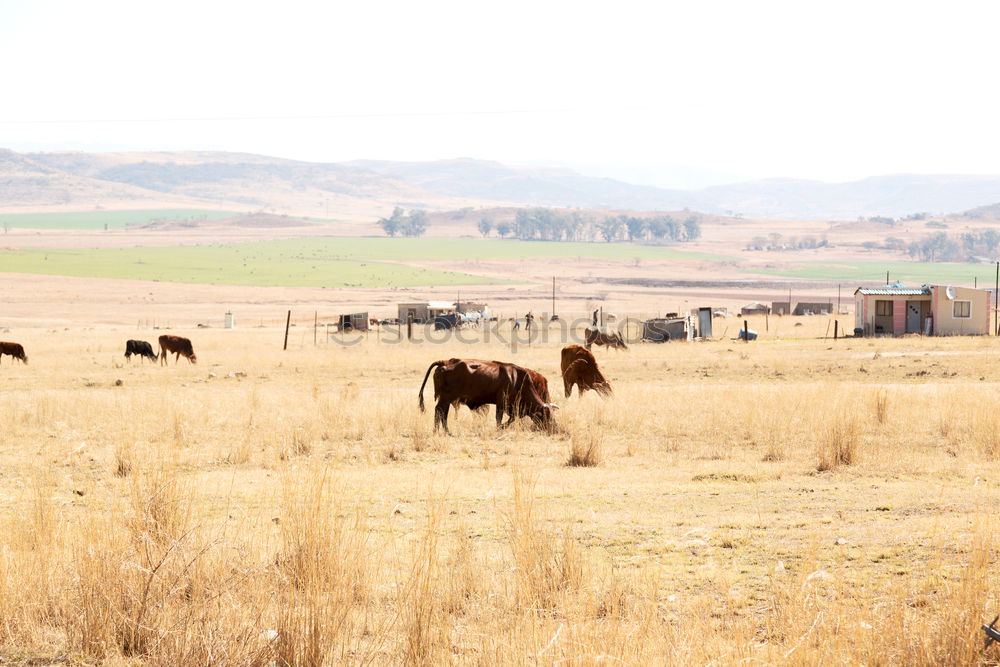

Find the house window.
[
  {"left": 954, "top": 300, "right": 971, "bottom": 318},
  {"left": 875, "top": 300, "right": 893, "bottom": 316}
]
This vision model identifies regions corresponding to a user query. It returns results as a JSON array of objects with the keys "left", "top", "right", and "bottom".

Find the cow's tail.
[{"left": 418, "top": 360, "right": 445, "bottom": 412}]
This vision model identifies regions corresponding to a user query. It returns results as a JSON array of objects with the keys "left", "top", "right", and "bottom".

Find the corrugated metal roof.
[{"left": 856, "top": 286, "right": 930, "bottom": 296}]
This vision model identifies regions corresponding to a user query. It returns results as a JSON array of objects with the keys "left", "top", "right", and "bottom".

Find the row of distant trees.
[
  {"left": 897, "top": 230, "right": 1000, "bottom": 262},
  {"left": 377, "top": 207, "right": 429, "bottom": 237},
  {"left": 477, "top": 209, "right": 701, "bottom": 243},
  {"left": 746, "top": 232, "right": 828, "bottom": 251},
  {"left": 376, "top": 206, "right": 703, "bottom": 243},
  {"left": 858, "top": 212, "right": 930, "bottom": 226}
]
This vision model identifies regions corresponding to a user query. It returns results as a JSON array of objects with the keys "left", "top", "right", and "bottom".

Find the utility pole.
[
  {"left": 551, "top": 277, "right": 556, "bottom": 318},
  {"left": 993, "top": 262, "right": 1000, "bottom": 336}
]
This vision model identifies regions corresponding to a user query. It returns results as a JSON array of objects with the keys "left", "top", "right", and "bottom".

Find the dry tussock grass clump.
[
  {"left": 817, "top": 415, "right": 862, "bottom": 471},
  {"left": 971, "top": 404, "right": 1000, "bottom": 460},
  {"left": 69, "top": 466, "right": 268, "bottom": 663},
  {"left": 566, "top": 430, "right": 602, "bottom": 466},
  {"left": 504, "top": 472, "right": 586, "bottom": 611},
  {"left": 273, "top": 469, "right": 371, "bottom": 665}
]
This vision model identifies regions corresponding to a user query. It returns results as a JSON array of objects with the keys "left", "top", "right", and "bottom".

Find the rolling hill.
[{"left": 5, "top": 149, "right": 1000, "bottom": 220}]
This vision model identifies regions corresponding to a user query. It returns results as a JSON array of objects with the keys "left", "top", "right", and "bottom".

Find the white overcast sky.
[{"left": 1, "top": 0, "right": 998, "bottom": 188}]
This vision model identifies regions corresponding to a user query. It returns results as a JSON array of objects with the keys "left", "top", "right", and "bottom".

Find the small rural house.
[
  {"left": 337, "top": 312, "right": 369, "bottom": 332},
  {"left": 854, "top": 284, "right": 990, "bottom": 336},
  {"left": 740, "top": 302, "right": 770, "bottom": 316},
  {"left": 397, "top": 301, "right": 455, "bottom": 323},
  {"left": 771, "top": 301, "right": 833, "bottom": 316}
]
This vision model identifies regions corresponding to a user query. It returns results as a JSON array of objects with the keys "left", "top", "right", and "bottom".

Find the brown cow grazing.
[
  {"left": 560, "top": 344, "right": 612, "bottom": 398},
  {"left": 0, "top": 341, "right": 27, "bottom": 364},
  {"left": 584, "top": 326, "right": 628, "bottom": 350},
  {"left": 158, "top": 335, "right": 197, "bottom": 365},
  {"left": 418, "top": 358, "right": 557, "bottom": 434}
]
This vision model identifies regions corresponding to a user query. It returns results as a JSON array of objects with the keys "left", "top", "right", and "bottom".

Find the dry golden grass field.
[{"left": 2, "top": 315, "right": 1000, "bottom": 665}]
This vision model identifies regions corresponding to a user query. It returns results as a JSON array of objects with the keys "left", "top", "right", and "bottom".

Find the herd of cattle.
[
  {"left": 418, "top": 343, "right": 612, "bottom": 434},
  {"left": 124, "top": 335, "right": 198, "bottom": 364},
  {"left": 0, "top": 335, "right": 197, "bottom": 366},
  {"left": 2, "top": 332, "right": 617, "bottom": 435}
]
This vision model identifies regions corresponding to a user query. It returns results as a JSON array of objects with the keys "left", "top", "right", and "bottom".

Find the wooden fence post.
[{"left": 283, "top": 310, "right": 291, "bottom": 350}]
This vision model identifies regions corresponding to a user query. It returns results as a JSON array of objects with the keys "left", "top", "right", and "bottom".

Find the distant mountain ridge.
[{"left": 4, "top": 149, "right": 1000, "bottom": 220}]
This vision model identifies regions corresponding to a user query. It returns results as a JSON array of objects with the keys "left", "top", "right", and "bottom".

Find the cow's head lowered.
[{"left": 505, "top": 364, "right": 559, "bottom": 433}]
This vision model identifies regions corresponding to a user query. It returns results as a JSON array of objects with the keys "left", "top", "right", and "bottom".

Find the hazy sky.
[{"left": 2, "top": 1, "right": 999, "bottom": 188}]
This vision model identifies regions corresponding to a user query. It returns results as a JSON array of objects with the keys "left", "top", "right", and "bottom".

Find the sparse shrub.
[{"left": 72, "top": 469, "right": 202, "bottom": 660}]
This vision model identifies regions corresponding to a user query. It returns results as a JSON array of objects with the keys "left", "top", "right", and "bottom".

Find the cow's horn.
[{"left": 546, "top": 403, "right": 560, "bottom": 410}]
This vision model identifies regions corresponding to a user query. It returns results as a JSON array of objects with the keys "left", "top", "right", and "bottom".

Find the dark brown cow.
[
  {"left": 584, "top": 326, "right": 628, "bottom": 350},
  {"left": 125, "top": 339, "right": 157, "bottom": 362},
  {"left": 560, "top": 344, "right": 612, "bottom": 398},
  {"left": 0, "top": 341, "right": 27, "bottom": 364},
  {"left": 418, "top": 358, "right": 557, "bottom": 433},
  {"left": 158, "top": 335, "right": 197, "bottom": 365}
]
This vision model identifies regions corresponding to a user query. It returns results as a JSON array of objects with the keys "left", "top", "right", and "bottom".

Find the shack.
[
  {"left": 397, "top": 301, "right": 455, "bottom": 324},
  {"left": 740, "top": 302, "right": 770, "bottom": 316},
  {"left": 854, "top": 284, "right": 989, "bottom": 336},
  {"left": 642, "top": 316, "right": 694, "bottom": 342},
  {"left": 338, "top": 312, "right": 369, "bottom": 332},
  {"left": 690, "top": 307, "right": 713, "bottom": 338},
  {"left": 771, "top": 301, "right": 833, "bottom": 316},
  {"left": 456, "top": 301, "right": 488, "bottom": 314}
]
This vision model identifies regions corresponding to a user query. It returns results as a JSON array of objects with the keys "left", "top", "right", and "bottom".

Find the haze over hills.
[{"left": 5, "top": 149, "right": 1000, "bottom": 220}]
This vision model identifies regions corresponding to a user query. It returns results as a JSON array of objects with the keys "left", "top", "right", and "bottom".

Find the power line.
[{"left": 0, "top": 108, "right": 573, "bottom": 125}]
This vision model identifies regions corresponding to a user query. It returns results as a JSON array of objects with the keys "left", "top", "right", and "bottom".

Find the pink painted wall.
[{"left": 893, "top": 299, "right": 906, "bottom": 333}]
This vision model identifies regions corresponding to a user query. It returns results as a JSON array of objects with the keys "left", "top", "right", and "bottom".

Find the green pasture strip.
[
  {"left": 0, "top": 209, "right": 241, "bottom": 230},
  {"left": 0, "top": 245, "right": 508, "bottom": 288},
  {"left": 242, "top": 237, "right": 735, "bottom": 262},
  {"left": 757, "top": 260, "right": 998, "bottom": 286}
]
